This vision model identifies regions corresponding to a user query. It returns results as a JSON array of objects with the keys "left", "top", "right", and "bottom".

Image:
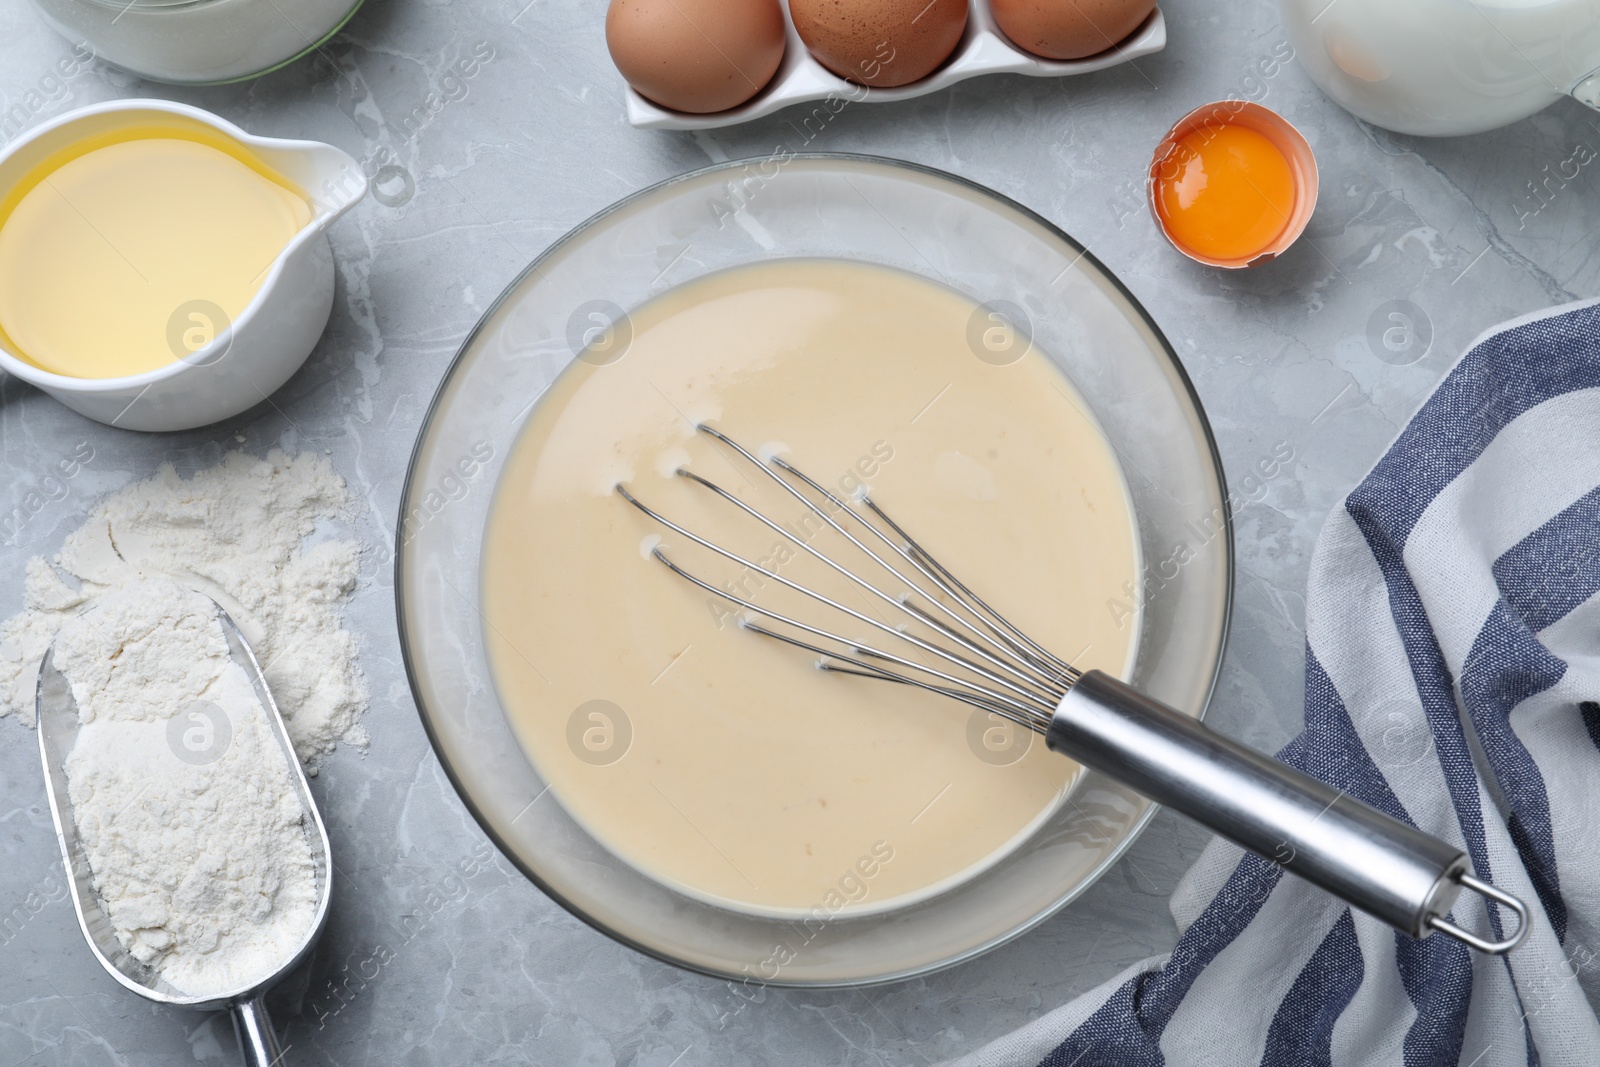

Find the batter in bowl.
[{"left": 481, "top": 258, "right": 1140, "bottom": 916}]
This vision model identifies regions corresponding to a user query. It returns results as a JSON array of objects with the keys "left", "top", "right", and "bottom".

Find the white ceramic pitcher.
[
  {"left": 0, "top": 100, "right": 365, "bottom": 431},
  {"left": 1281, "top": 0, "right": 1600, "bottom": 136}
]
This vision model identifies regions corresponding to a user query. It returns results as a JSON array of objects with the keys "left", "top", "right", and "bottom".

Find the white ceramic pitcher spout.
[
  {"left": 0, "top": 100, "right": 365, "bottom": 431},
  {"left": 1282, "top": 0, "right": 1600, "bottom": 137}
]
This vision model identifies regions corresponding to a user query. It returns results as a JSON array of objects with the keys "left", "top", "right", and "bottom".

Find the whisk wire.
[
  {"left": 670, "top": 467, "right": 1055, "bottom": 705},
  {"left": 761, "top": 447, "right": 1074, "bottom": 694},
  {"left": 701, "top": 426, "right": 1070, "bottom": 699},
  {"left": 737, "top": 622, "right": 1054, "bottom": 733},
  {"left": 862, "top": 496, "right": 1082, "bottom": 686},
  {"left": 616, "top": 484, "right": 1058, "bottom": 717},
  {"left": 616, "top": 425, "right": 1078, "bottom": 729},
  {"left": 654, "top": 541, "right": 1057, "bottom": 722}
]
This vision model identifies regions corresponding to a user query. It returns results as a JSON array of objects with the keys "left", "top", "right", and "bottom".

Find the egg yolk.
[{"left": 1154, "top": 123, "right": 1295, "bottom": 262}]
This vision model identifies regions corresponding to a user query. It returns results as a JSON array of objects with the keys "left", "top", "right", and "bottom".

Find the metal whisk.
[{"left": 618, "top": 424, "right": 1529, "bottom": 955}]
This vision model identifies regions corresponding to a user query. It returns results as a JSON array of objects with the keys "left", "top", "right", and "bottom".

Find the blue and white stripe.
[{"left": 956, "top": 299, "right": 1600, "bottom": 1067}]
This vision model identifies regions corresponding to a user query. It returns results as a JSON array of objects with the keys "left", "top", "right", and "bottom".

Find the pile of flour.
[
  {"left": 56, "top": 579, "right": 320, "bottom": 996},
  {"left": 0, "top": 450, "right": 367, "bottom": 762}
]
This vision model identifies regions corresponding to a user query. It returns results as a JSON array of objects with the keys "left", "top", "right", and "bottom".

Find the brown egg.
[
  {"left": 606, "top": 0, "right": 786, "bottom": 114},
  {"left": 990, "top": 0, "right": 1157, "bottom": 61},
  {"left": 790, "top": 0, "right": 969, "bottom": 88}
]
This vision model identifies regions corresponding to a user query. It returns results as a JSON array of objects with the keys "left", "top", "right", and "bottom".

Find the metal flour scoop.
[{"left": 35, "top": 602, "right": 333, "bottom": 1065}]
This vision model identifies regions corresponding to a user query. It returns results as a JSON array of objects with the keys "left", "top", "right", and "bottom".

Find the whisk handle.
[{"left": 1048, "top": 670, "right": 1527, "bottom": 953}]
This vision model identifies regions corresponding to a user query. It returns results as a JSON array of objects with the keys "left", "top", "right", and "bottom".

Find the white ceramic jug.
[
  {"left": 0, "top": 100, "right": 365, "bottom": 431},
  {"left": 1281, "top": 0, "right": 1600, "bottom": 135}
]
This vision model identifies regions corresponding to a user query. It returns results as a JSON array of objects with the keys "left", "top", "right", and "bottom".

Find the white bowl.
[
  {"left": 624, "top": 3, "right": 1166, "bottom": 131},
  {"left": 0, "top": 100, "right": 365, "bottom": 432}
]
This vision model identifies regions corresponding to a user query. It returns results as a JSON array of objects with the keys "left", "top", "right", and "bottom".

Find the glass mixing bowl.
[{"left": 396, "top": 154, "right": 1233, "bottom": 986}]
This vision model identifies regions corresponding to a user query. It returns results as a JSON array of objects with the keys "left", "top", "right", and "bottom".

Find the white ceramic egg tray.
[{"left": 624, "top": 3, "right": 1167, "bottom": 130}]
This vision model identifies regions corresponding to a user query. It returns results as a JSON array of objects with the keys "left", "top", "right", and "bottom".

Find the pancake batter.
[{"left": 482, "top": 259, "right": 1140, "bottom": 915}]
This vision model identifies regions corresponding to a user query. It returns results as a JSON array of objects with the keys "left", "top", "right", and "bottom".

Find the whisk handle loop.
[{"left": 1049, "top": 670, "right": 1527, "bottom": 954}]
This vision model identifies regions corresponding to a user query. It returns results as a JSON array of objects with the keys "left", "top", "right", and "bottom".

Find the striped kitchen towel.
[{"left": 954, "top": 297, "right": 1600, "bottom": 1067}]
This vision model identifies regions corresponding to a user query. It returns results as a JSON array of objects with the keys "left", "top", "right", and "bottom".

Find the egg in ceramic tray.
[{"left": 604, "top": 0, "right": 1167, "bottom": 127}]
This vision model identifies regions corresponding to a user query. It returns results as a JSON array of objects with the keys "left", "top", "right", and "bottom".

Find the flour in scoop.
[
  {"left": 0, "top": 450, "right": 367, "bottom": 764},
  {"left": 55, "top": 579, "right": 318, "bottom": 997}
]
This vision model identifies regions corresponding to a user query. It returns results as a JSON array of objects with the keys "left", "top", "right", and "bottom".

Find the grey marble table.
[{"left": 1, "top": 1, "right": 1594, "bottom": 1063}]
